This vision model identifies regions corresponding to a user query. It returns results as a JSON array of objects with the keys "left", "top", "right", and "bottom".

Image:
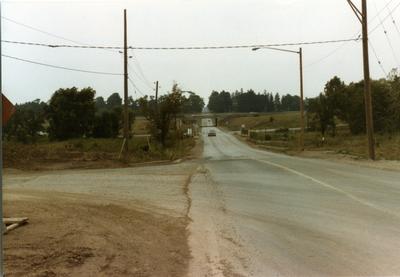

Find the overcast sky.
[{"left": 2, "top": 0, "right": 400, "bottom": 104}]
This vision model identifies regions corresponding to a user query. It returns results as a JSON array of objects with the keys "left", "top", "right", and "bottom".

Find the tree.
[
  {"left": 220, "top": 91, "right": 233, "bottom": 113},
  {"left": 281, "top": 94, "right": 300, "bottom": 111},
  {"left": 107, "top": 92, "right": 122, "bottom": 108},
  {"left": 47, "top": 87, "right": 96, "bottom": 140},
  {"left": 308, "top": 76, "right": 400, "bottom": 135},
  {"left": 208, "top": 91, "right": 221, "bottom": 113},
  {"left": 94, "top": 96, "right": 107, "bottom": 114},
  {"left": 307, "top": 93, "right": 335, "bottom": 136},
  {"left": 92, "top": 107, "right": 121, "bottom": 138},
  {"left": 139, "top": 83, "right": 183, "bottom": 146},
  {"left": 274, "top": 93, "right": 281, "bottom": 112},
  {"left": 4, "top": 99, "right": 46, "bottom": 143},
  {"left": 182, "top": 92, "right": 205, "bottom": 113}
]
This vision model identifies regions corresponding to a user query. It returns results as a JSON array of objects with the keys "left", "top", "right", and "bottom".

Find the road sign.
[{"left": 2, "top": 94, "right": 15, "bottom": 125}]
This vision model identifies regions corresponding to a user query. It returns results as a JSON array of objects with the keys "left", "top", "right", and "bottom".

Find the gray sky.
[{"left": 3, "top": 0, "right": 400, "bottom": 104}]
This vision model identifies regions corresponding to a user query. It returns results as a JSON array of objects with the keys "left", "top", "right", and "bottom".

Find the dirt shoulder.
[
  {"left": 234, "top": 133, "right": 400, "bottom": 172},
  {"left": 4, "top": 190, "right": 189, "bottom": 277},
  {"left": 4, "top": 161, "right": 201, "bottom": 276}
]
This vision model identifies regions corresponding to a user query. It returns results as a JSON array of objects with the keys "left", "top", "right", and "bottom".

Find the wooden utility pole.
[
  {"left": 123, "top": 9, "right": 129, "bottom": 157},
  {"left": 155, "top": 81, "right": 159, "bottom": 104},
  {"left": 0, "top": 2, "right": 3, "bottom": 275},
  {"left": 347, "top": 0, "right": 375, "bottom": 160},
  {"left": 361, "top": 0, "right": 375, "bottom": 160},
  {"left": 299, "top": 47, "right": 305, "bottom": 151}
]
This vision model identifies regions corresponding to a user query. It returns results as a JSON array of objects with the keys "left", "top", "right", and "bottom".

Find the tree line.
[
  {"left": 207, "top": 89, "right": 300, "bottom": 113},
  {"left": 4, "top": 86, "right": 205, "bottom": 143},
  {"left": 307, "top": 70, "right": 400, "bottom": 136}
]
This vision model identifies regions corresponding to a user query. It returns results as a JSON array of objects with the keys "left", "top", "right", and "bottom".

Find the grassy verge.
[
  {"left": 3, "top": 136, "right": 196, "bottom": 170},
  {"left": 245, "top": 126, "right": 400, "bottom": 160}
]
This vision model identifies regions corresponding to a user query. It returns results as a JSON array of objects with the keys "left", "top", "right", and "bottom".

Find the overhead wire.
[
  {"left": 1, "top": 38, "right": 360, "bottom": 50},
  {"left": 368, "top": 41, "right": 388, "bottom": 76},
  {"left": 306, "top": 0, "right": 396, "bottom": 68},
  {"left": 1, "top": 16, "right": 85, "bottom": 46},
  {"left": 2, "top": 54, "right": 123, "bottom": 76},
  {"left": 128, "top": 63, "right": 154, "bottom": 90},
  {"left": 1, "top": 16, "right": 119, "bottom": 55},
  {"left": 128, "top": 76, "right": 146, "bottom": 97},
  {"left": 385, "top": 0, "right": 400, "bottom": 39},
  {"left": 128, "top": 49, "right": 154, "bottom": 89},
  {"left": 369, "top": 1, "right": 400, "bottom": 34},
  {"left": 373, "top": 1, "right": 400, "bottom": 68},
  {"left": 367, "top": 0, "right": 400, "bottom": 75}
]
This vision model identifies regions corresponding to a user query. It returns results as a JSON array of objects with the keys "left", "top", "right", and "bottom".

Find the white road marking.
[{"left": 255, "top": 158, "right": 400, "bottom": 219}]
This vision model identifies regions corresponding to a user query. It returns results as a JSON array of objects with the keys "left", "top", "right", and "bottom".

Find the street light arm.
[{"left": 252, "top": 46, "right": 299, "bottom": 54}]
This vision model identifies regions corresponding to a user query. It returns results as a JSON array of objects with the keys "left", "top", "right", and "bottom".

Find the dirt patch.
[{"left": 4, "top": 189, "right": 190, "bottom": 277}]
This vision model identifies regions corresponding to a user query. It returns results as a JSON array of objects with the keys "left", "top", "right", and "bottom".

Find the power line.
[
  {"left": 1, "top": 38, "right": 360, "bottom": 50},
  {"left": 305, "top": 0, "right": 396, "bottom": 68},
  {"left": 368, "top": 41, "right": 388, "bottom": 76},
  {"left": 1, "top": 16, "right": 119, "bottom": 54},
  {"left": 2, "top": 54, "right": 123, "bottom": 75},
  {"left": 1, "top": 16, "right": 84, "bottom": 45},
  {"left": 128, "top": 50, "right": 153, "bottom": 88},
  {"left": 305, "top": 39, "right": 355, "bottom": 67},
  {"left": 373, "top": 1, "right": 400, "bottom": 67},
  {"left": 128, "top": 77, "right": 146, "bottom": 97},
  {"left": 128, "top": 63, "right": 153, "bottom": 90},
  {"left": 370, "top": 1, "right": 400, "bottom": 34},
  {"left": 385, "top": 0, "right": 400, "bottom": 39}
]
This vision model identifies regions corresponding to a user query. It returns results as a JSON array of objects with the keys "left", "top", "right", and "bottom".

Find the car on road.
[{"left": 208, "top": 129, "right": 216, "bottom": 137}]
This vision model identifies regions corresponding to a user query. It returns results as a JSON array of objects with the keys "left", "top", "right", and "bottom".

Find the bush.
[
  {"left": 92, "top": 108, "right": 121, "bottom": 138},
  {"left": 3, "top": 100, "right": 46, "bottom": 143}
]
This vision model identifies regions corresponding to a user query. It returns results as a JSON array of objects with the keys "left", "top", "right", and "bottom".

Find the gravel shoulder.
[{"left": 4, "top": 162, "right": 199, "bottom": 277}]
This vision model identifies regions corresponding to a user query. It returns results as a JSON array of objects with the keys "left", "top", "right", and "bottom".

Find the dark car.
[{"left": 208, "top": 129, "right": 216, "bottom": 137}]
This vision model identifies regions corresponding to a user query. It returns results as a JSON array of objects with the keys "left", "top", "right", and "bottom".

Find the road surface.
[
  {"left": 4, "top": 125, "right": 400, "bottom": 276},
  {"left": 188, "top": 126, "right": 400, "bottom": 276}
]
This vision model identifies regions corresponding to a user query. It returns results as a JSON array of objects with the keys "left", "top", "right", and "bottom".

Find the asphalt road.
[{"left": 188, "top": 127, "right": 400, "bottom": 276}]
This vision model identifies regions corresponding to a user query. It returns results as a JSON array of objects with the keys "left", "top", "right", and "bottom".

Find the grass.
[
  {"left": 247, "top": 126, "right": 400, "bottom": 160},
  {"left": 133, "top": 116, "right": 150, "bottom": 135},
  {"left": 220, "top": 112, "right": 301, "bottom": 131},
  {"left": 3, "top": 136, "right": 195, "bottom": 169},
  {"left": 224, "top": 112, "right": 399, "bottom": 160}
]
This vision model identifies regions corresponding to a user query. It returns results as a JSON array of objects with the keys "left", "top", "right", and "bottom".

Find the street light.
[{"left": 252, "top": 46, "right": 305, "bottom": 151}]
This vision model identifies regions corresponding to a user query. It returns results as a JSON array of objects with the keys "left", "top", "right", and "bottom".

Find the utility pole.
[
  {"left": 347, "top": 0, "right": 375, "bottom": 160},
  {"left": 123, "top": 9, "right": 129, "bottom": 158},
  {"left": 299, "top": 47, "right": 305, "bottom": 151},
  {"left": 0, "top": 2, "right": 3, "bottom": 275},
  {"left": 155, "top": 81, "right": 159, "bottom": 104}
]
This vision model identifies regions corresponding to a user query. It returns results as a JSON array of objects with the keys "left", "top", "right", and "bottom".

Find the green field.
[{"left": 219, "top": 112, "right": 301, "bottom": 131}]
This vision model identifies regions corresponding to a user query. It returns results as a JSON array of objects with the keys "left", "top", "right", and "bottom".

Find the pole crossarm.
[{"left": 347, "top": 0, "right": 363, "bottom": 24}]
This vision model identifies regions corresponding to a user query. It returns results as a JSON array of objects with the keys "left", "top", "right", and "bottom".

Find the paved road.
[{"left": 188, "top": 127, "right": 400, "bottom": 276}]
